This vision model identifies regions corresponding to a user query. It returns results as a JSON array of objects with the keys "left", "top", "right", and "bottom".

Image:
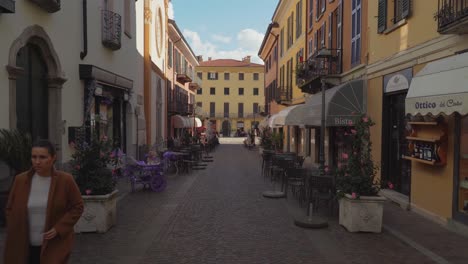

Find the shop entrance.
[
  {"left": 383, "top": 92, "right": 412, "bottom": 195},
  {"left": 222, "top": 120, "right": 231, "bottom": 137}
]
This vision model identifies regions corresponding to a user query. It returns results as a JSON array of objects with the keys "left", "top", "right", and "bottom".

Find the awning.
[
  {"left": 302, "top": 79, "right": 365, "bottom": 127},
  {"left": 259, "top": 117, "right": 269, "bottom": 128},
  {"left": 187, "top": 117, "right": 202, "bottom": 128},
  {"left": 272, "top": 105, "right": 304, "bottom": 126},
  {"left": 268, "top": 113, "right": 282, "bottom": 128},
  {"left": 172, "top": 115, "right": 191, "bottom": 128},
  {"left": 406, "top": 52, "right": 468, "bottom": 116}
]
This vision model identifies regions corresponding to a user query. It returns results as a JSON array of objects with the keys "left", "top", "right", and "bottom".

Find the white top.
[{"left": 27, "top": 173, "right": 51, "bottom": 246}]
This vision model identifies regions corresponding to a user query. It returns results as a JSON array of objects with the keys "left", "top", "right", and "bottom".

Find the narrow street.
[{"left": 69, "top": 140, "right": 439, "bottom": 264}]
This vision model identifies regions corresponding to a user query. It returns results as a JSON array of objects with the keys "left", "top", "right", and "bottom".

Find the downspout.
[
  {"left": 80, "top": 0, "right": 88, "bottom": 60},
  {"left": 144, "top": 0, "right": 152, "bottom": 144}
]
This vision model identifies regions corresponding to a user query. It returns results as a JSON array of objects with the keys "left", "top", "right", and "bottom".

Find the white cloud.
[
  {"left": 211, "top": 34, "right": 232, "bottom": 44},
  {"left": 183, "top": 29, "right": 264, "bottom": 64},
  {"left": 168, "top": 2, "right": 174, "bottom": 19}
]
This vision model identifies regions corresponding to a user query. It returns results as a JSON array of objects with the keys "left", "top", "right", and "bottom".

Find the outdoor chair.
[{"left": 308, "top": 173, "right": 336, "bottom": 215}]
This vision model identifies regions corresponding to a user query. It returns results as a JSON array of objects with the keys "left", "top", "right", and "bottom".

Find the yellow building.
[
  {"left": 367, "top": 0, "right": 468, "bottom": 230},
  {"left": 195, "top": 57, "right": 264, "bottom": 137}
]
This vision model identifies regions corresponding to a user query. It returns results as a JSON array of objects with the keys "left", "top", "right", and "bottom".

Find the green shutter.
[
  {"left": 402, "top": 0, "right": 411, "bottom": 18},
  {"left": 377, "top": 0, "right": 387, "bottom": 33}
]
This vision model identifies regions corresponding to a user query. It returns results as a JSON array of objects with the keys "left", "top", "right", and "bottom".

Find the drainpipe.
[
  {"left": 80, "top": 0, "right": 87, "bottom": 60},
  {"left": 144, "top": 0, "right": 152, "bottom": 144}
]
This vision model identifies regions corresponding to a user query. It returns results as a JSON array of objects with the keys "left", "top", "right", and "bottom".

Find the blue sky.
[{"left": 170, "top": 0, "right": 279, "bottom": 64}]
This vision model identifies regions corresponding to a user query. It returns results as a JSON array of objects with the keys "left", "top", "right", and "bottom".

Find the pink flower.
[
  {"left": 101, "top": 135, "right": 108, "bottom": 142},
  {"left": 69, "top": 141, "right": 76, "bottom": 149},
  {"left": 351, "top": 129, "right": 357, "bottom": 134},
  {"left": 388, "top": 182, "right": 394, "bottom": 190},
  {"left": 85, "top": 189, "right": 92, "bottom": 195},
  {"left": 351, "top": 192, "right": 357, "bottom": 199},
  {"left": 324, "top": 166, "right": 329, "bottom": 173},
  {"left": 353, "top": 152, "right": 357, "bottom": 155},
  {"left": 74, "top": 165, "right": 81, "bottom": 170},
  {"left": 362, "top": 117, "right": 369, "bottom": 123},
  {"left": 348, "top": 120, "right": 353, "bottom": 126},
  {"left": 341, "top": 153, "right": 349, "bottom": 160}
]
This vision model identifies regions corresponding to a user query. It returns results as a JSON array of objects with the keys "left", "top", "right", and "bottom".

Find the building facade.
[
  {"left": 367, "top": 0, "right": 468, "bottom": 229},
  {"left": 0, "top": 0, "right": 141, "bottom": 164},
  {"left": 166, "top": 19, "right": 200, "bottom": 139},
  {"left": 196, "top": 57, "right": 264, "bottom": 137}
]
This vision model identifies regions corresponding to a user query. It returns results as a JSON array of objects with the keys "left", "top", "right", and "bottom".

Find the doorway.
[
  {"left": 383, "top": 92, "right": 411, "bottom": 195},
  {"left": 222, "top": 120, "right": 231, "bottom": 137}
]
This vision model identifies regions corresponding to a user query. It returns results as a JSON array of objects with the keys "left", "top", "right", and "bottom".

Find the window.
[
  {"left": 238, "top": 88, "right": 244, "bottom": 95},
  {"left": 210, "top": 102, "right": 215, "bottom": 117},
  {"left": 197, "top": 72, "right": 202, "bottom": 80},
  {"left": 124, "top": 0, "right": 132, "bottom": 38},
  {"left": 328, "top": 12, "right": 333, "bottom": 49},
  {"left": 351, "top": 0, "right": 361, "bottom": 66},
  {"left": 253, "top": 88, "right": 259, "bottom": 96},
  {"left": 253, "top": 103, "right": 259, "bottom": 114},
  {"left": 274, "top": 44, "right": 278, "bottom": 61},
  {"left": 320, "top": 22, "right": 326, "bottom": 49},
  {"left": 378, "top": 0, "right": 411, "bottom": 33},
  {"left": 253, "top": 73, "right": 259, "bottom": 80},
  {"left": 224, "top": 87, "right": 230, "bottom": 95},
  {"left": 196, "top": 102, "right": 202, "bottom": 107},
  {"left": 224, "top": 72, "right": 230, "bottom": 80},
  {"left": 308, "top": 0, "right": 314, "bottom": 29},
  {"left": 168, "top": 41, "right": 173, "bottom": 68},
  {"left": 224, "top": 103, "right": 229, "bottom": 118},
  {"left": 296, "top": 0, "right": 303, "bottom": 39},
  {"left": 308, "top": 38, "right": 313, "bottom": 57},
  {"left": 287, "top": 13, "right": 294, "bottom": 49},
  {"left": 197, "top": 88, "right": 202, "bottom": 95},
  {"left": 210, "top": 87, "right": 216, "bottom": 95},
  {"left": 239, "top": 73, "right": 244, "bottom": 80},
  {"left": 316, "top": 0, "right": 326, "bottom": 19},
  {"left": 238, "top": 103, "right": 244, "bottom": 118},
  {"left": 208, "top": 72, "right": 218, "bottom": 80},
  {"left": 280, "top": 28, "right": 284, "bottom": 57},
  {"left": 313, "top": 31, "right": 318, "bottom": 53}
]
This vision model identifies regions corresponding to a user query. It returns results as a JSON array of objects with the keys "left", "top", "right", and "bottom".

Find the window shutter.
[
  {"left": 402, "top": 0, "right": 411, "bottom": 19},
  {"left": 377, "top": 0, "right": 387, "bottom": 33},
  {"left": 328, "top": 13, "right": 332, "bottom": 49}
]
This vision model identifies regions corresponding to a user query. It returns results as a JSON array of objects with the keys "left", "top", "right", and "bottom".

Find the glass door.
[{"left": 455, "top": 115, "right": 468, "bottom": 223}]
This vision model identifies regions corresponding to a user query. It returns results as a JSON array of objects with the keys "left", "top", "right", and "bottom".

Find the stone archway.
[{"left": 6, "top": 25, "right": 67, "bottom": 162}]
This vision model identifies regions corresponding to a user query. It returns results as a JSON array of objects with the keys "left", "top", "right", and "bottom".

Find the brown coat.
[{"left": 4, "top": 168, "right": 84, "bottom": 264}]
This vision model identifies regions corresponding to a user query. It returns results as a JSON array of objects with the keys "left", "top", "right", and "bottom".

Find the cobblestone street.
[{"left": 68, "top": 140, "right": 444, "bottom": 264}]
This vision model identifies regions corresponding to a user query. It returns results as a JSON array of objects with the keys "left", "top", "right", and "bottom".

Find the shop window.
[{"left": 458, "top": 116, "right": 468, "bottom": 215}]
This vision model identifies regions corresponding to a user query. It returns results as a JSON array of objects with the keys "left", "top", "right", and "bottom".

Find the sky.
[{"left": 170, "top": 0, "right": 279, "bottom": 64}]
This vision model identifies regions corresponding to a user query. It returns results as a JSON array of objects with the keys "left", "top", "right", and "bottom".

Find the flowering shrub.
[
  {"left": 70, "top": 133, "right": 117, "bottom": 195},
  {"left": 335, "top": 114, "right": 380, "bottom": 198}
]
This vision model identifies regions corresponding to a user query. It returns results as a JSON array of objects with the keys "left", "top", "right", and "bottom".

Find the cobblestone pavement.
[{"left": 0, "top": 143, "right": 438, "bottom": 264}]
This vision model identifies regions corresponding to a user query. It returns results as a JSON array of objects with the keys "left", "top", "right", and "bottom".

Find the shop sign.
[
  {"left": 384, "top": 68, "right": 413, "bottom": 93},
  {"left": 331, "top": 117, "right": 355, "bottom": 126},
  {"left": 406, "top": 94, "right": 468, "bottom": 116}
]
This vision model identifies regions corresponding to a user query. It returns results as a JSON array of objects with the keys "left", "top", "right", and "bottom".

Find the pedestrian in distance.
[{"left": 4, "top": 139, "right": 84, "bottom": 264}]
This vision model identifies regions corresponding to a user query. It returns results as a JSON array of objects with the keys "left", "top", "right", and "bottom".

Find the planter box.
[
  {"left": 75, "top": 190, "right": 118, "bottom": 233},
  {"left": 339, "top": 193, "right": 386, "bottom": 233}
]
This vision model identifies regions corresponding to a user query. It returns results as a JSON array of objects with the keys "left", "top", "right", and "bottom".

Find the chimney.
[
  {"left": 242, "top": 56, "right": 251, "bottom": 63},
  {"left": 197, "top": 55, "right": 203, "bottom": 62},
  {"left": 208, "top": 57, "right": 212, "bottom": 61}
]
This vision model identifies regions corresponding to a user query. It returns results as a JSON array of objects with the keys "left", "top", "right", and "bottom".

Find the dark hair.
[{"left": 32, "top": 139, "right": 57, "bottom": 156}]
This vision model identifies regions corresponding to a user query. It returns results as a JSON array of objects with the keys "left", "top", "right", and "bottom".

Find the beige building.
[
  {"left": 0, "top": 0, "right": 142, "bottom": 163},
  {"left": 196, "top": 57, "right": 264, "bottom": 137}
]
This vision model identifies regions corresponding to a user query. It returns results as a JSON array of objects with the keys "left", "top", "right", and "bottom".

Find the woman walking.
[{"left": 4, "top": 139, "right": 84, "bottom": 264}]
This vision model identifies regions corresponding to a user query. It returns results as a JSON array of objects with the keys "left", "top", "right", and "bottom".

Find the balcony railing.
[
  {"left": 297, "top": 48, "right": 342, "bottom": 93},
  {"left": 0, "top": 0, "right": 15, "bottom": 13},
  {"left": 206, "top": 112, "right": 261, "bottom": 119},
  {"left": 176, "top": 66, "right": 193, "bottom": 84},
  {"left": 168, "top": 101, "right": 191, "bottom": 114},
  {"left": 29, "top": 0, "right": 60, "bottom": 13},
  {"left": 437, "top": 0, "right": 468, "bottom": 34},
  {"left": 189, "top": 75, "right": 201, "bottom": 91},
  {"left": 102, "top": 10, "right": 122, "bottom": 50},
  {"left": 275, "top": 86, "right": 292, "bottom": 105}
]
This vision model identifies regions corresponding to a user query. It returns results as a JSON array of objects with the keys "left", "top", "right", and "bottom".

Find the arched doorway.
[
  {"left": 222, "top": 120, "right": 231, "bottom": 137},
  {"left": 7, "top": 25, "right": 66, "bottom": 162}
]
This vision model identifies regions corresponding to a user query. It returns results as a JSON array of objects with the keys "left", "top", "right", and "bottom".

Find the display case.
[{"left": 402, "top": 118, "right": 447, "bottom": 166}]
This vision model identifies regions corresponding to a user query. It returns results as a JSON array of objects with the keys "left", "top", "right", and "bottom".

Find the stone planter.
[
  {"left": 75, "top": 190, "right": 118, "bottom": 233},
  {"left": 339, "top": 193, "right": 386, "bottom": 233}
]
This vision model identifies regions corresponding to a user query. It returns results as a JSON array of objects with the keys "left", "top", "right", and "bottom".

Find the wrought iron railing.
[
  {"left": 276, "top": 86, "right": 292, "bottom": 103},
  {"left": 296, "top": 48, "right": 342, "bottom": 86},
  {"left": 206, "top": 112, "right": 261, "bottom": 119},
  {"left": 437, "top": 0, "right": 468, "bottom": 31},
  {"left": 102, "top": 10, "right": 122, "bottom": 50}
]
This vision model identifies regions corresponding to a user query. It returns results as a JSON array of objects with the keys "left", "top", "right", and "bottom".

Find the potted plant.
[
  {"left": 259, "top": 126, "right": 273, "bottom": 154},
  {"left": 70, "top": 130, "right": 118, "bottom": 233},
  {"left": 335, "top": 114, "right": 386, "bottom": 233},
  {"left": 271, "top": 131, "right": 284, "bottom": 152},
  {"left": 0, "top": 129, "right": 32, "bottom": 226}
]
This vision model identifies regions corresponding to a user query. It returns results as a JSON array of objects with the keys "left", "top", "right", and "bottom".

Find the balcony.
[
  {"left": 207, "top": 112, "right": 261, "bottom": 119},
  {"left": 275, "top": 86, "right": 292, "bottom": 105},
  {"left": 437, "top": 0, "right": 468, "bottom": 34},
  {"left": 168, "top": 101, "right": 193, "bottom": 115},
  {"left": 0, "top": 0, "right": 15, "bottom": 13},
  {"left": 189, "top": 75, "right": 201, "bottom": 91},
  {"left": 29, "top": 0, "right": 60, "bottom": 13},
  {"left": 102, "top": 10, "right": 122, "bottom": 50},
  {"left": 176, "top": 66, "right": 193, "bottom": 84},
  {"left": 297, "top": 48, "right": 342, "bottom": 94}
]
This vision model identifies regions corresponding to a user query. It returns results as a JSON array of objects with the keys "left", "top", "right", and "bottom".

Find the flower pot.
[
  {"left": 74, "top": 190, "right": 118, "bottom": 233},
  {"left": 339, "top": 193, "right": 386, "bottom": 233}
]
